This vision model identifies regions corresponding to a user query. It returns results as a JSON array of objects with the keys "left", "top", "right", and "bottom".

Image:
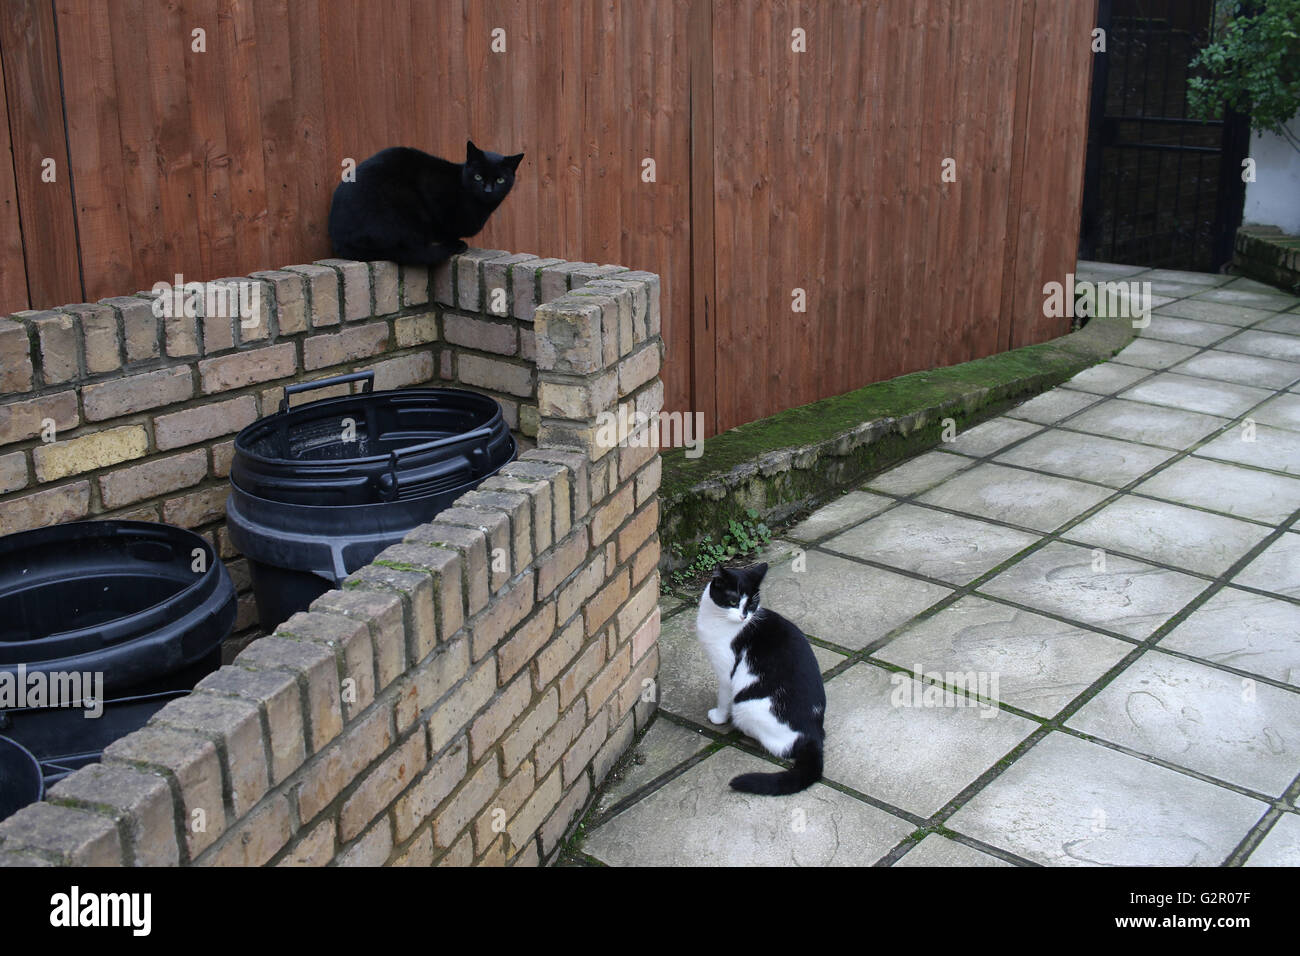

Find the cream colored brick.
[
  {"left": 469, "top": 671, "right": 532, "bottom": 762},
  {"left": 33, "top": 425, "right": 147, "bottom": 482},
  {"left": 433, "top": 754, "right": 500, "bottom": 848}
]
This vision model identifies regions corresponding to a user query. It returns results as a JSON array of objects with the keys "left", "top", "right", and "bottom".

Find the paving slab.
[
  {"left": 1076, "top": 261, "right": 1150, "bottom": 278},
  {"left": 1251, "top": 393, "right": 1300, "bottom": 433},
  {"left": 1132, "top": 456, "right": 1300, "bottom": 525},
  {"left": 893, "top": 834, "right": 1015, "bottom": 867},
  {"left": 1005, "top": 389, "right": 1101, "bottom": 425},
  {"left": 1158, "top": 586, "right": 1300, "bottom": 688},
  {"left": 592, "top": 719, "right": 712, "bottom": 815},
  {"left": 1139, "top": 314, "right": 1238, "bottom": 347},
  {"left": 1216, "top": 329, "right": 1300, "bottom": 363},
  {"left": 1066, "top": 494, "right": 1272, "bottom": 577},
  {"left": 1231, "top": 532, "right": 1300, "bottom": 599},
  {"left": 947, "top": 732, "right": 1268, "bottom": 866},
  {"left": 1193, "top": 287, "right": 1300, "bottom": 311},
  {"left": 1155, "top": 299, "right": 1274, "bottom": 326},
  {"left": 1061, "top": 362, "right": 1152, "bottom": 395},
  {"left": 917, "top": 463, "right": 1114, "bottom": 533},
  {"left": 1194, "top": 423, "right": 1300, "bottom": 475},
  {"left": 978, "top": 540, "right": 1211, "bottom": 639},
  {"left": 822, "top": 504, "right": 1038, "bottom": 586},
  {"left": 760, "top": 550, "right": 953, "bottom": 650},
  {"left": 582, "top": 747, "right": 914, "bottom": 866},
  {"left": 993, "top": 428, "right": 1175, "bottom": 487},
  {"left": 1257, "top": 312, "right": 1300, "bottom": 336},
  {"left": 865, "top": 449, "right": 973, "bottom": 496},
  {"left": 821, "top": 663, "right": 1039, "bottom": 816},
  {"left": 786, "top": 490, "right": 894, "bottom": 542},
  {"left": 1243, "top": 813, "right": 1300, "bottom": 866},
  {"left": 1169, "top": 349, "right": 1300, "bottom": 389},
  {"left": 1066, "top": 650, "right": 1300, "bottom": 796},
  {"left": 1119, "top": 371, "right": 1274, "bottom": 418},
  {"left": 943, "top": 417, "right": 1043, "bottom": 457},
  {"left": 1111, "top": 337, "right": 1201, "bottom": 370},
  {"left": 1062, "top": 398, "right": 1229, "bottom": 449},
  {"left": 874, "top": 595, "right": 1132, "bottom": 718},
  {"left": 1137, "top": 268, "right": 1229, "bottom": 287}
]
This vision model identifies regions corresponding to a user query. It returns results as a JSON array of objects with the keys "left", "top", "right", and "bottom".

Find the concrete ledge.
[
  {"left": 660, "top": 314, "right": 1135, "bottom": 568},
  {"left": 1233, "top": 225, "right": 1300, "bottom": 295}
]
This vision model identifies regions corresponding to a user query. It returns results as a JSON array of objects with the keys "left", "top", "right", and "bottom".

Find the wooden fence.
[{"left": 0, "top": 0, "right": 1097, "bottom": 435}]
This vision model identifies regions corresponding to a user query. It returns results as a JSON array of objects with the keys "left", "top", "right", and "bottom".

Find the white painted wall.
[{"left": 1242, "top": 111, "right": 1300, "bottom": 235}]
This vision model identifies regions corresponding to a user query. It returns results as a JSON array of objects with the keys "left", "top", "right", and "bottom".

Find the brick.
[
  {"left": 149, "top": 693, "right": 270, "bottom": 817},
  {"left": 618, "top": 642, "right": 660, "bottom": 725},
  {"left": 195, "top": 665, "right": 305, "bottom": 785},
  {"left": 427, "top": 658, "right": 497, "bottom": 754},
  {"left": 96, "top": 450, "right": 204, "bottom": 509},
  {"left": 478, "top": 475, "right": 552, "bottom": 557},
  {"left": 540, "top": 262, "right": 597, "bottom": 303},
  {"left": 592, "top": 711, "right": 636, "bottom": 788},
  {"left": 438, "top": 829, "right": 474, "bottom": 866},
  {"left": 303, "top": 321, "right": 389, "bottom": 370},
  {"left": 199, "top": 342, "right": 296, "bottom": 394},
  {"left": 0, "top": 318, "right": 34, "bottom": 393},
  {"left": 520, "top": 448, "right": 589, "bottom": 520},
  {"left": 202, "top": 795, "right": 292, "bottom": 866},
  {"left": 482, "top": 253, "right": 538, "bottom": 317},
  {"left": 617, "top": 498, "right": 659, "bottom": 564},
  {"left": 48, "top": 762, "right": 179, "bottom": 866},
  {"left": 431, "top": 256, "right": 455, "bottom": 306},
  {"left": 340, "top": 730, "right": 428, "bottom": 841},
  {"left": 511, "top": 840, "right": 540, "bottom": 867},
  {"left": 535, "top": 696, "right": 586, "bottom": 775},
  {"left": 444, "top": 312, "right": 517, "bottom": 355},
  {"left": 249, "top": 270, "right": 309, "bottom": 335},
  {"left": 201, "top": 301, "right": 235, "bottom": 354},
  {"left": 403, "top": 524, "right": 488, "bottom": 618},
  {"left": 469, "top": 671, "right": 532, "bottom": 762},
  {"left": 406, "top": 634, "right": 471, "bottom": 718},
  {"left": 346, "top": 560, "right": 438, "bottom": 664},
  {"left": 284, "top": 263, "right": 341, "bottom": 327},
  {"left": 586, "top": 642, "right": 631, "bottom": 715},
  {"left": 276, "top": 819, "right": 335, "bottom": 867},
  {"left": 371, "top": 261, "right": 400, "bottom": 315},
  {"left": 370, "top": 352, "right": 434, "bottom": 391},
  {"left": 0, "top": 451, "right": 26, "bottom": 494},
  {"left": 392, "top": 829, "right": 435, "bottom": 867},
  {"left": 475, "top": 758, "right": 534, "bottom": 852},
  {"left": 211, "top": 440, "right": 235, "bottom": 478},
  {"left": 0, "top": 390, "right": 78, "bottom": 447},
  {"left": 394, "top": 737, "right": 469, "bottom": 841},
  {"left": 311, "top": 587, "right": 408, "bottom": 693},
  {"left": 0, "top": 481, "right": 90, "bottom": 533},
  {"left": 532, "top": 614, "right": 584, "bottom": 693},
  {"left": 32, "top": 311, "right": 79, "bottom": 383},
  {"left": 456, "top": 353, "right": 532, "bottom": 397},
  {"left": 501, "top": 687, "right": 559, "bottom": 775},
  {"left": 591, "top": 481, "right": 635, "bottom": 543},
  {"left": 631, "top": 535, "right": 659, "bottom": 587},
  {"left": 558, "top": 637, "right": 604, "bottom": 712},
  {"left": 280, "top": 610, "right": 376, "bottom": 721},
  {"left": 164, "top": 308, "right": 199, "bottom": 358},
  {"left": 338, "top": 818, "right": 393, "bottom": 866},
  {"left": 435, "top": 504, "right": 511, "bottom": 592},
  {"left": 557, "top": 555, "right": 604, "bottom": 625},
  {"left": 236, "top": 635, "right": 343, "bottom": 752},
  {"left": 636, "top": 454, "right": 662, "bottom": 506},
  {"left": 538, "top": 374, "right": 615, "bottom": 421},
  {"left": 539, "top": 773, "right": 591, "bottom": 856},
  {"left": 293, "top": 703, "right": 393, "bottom": 822},
  {"left": 618, "top": 342, "right": 660, "bottom": 396},
  {"left": 33, "top": 424, "right": 147, "bottom": 482},
  {"left": 497, "top": 599, "right": 556, "bottom": 682},
  {"left": 394, "top": 312, "right": 439, "bottom": 347},
  {"left": 103, "top": 725, "right": 225, "bottom": 858},
  {"left": 315, "top": 258, "right": 371, "bottom": 321},
  {"left": 454, "top": 249, "right": 508, "bottom": 311},
  {"left": 162, "top": 485, "right": 228, "bottom": 528},
  {"left": 470, "top": 572, "right": 535, "bottom": 662},
  {"left": 506, "top": 765, "right": 562, "bottom": 848},
  {"left": 534, "top": 298, "right": 603, "bottom": 374},
  {"left": 433, "top": 753, "right": 500, "bottom": 848},
  {"left": 400, "top": 264, "right": 429, "bottom": 307},
  {"left": 82, "top": 366, "right": 191, "bottom": 421},
  {"left": 456, "top": 489, "right": 533, "bottom": 580},
  {"left": 67, "top": 304, "right": 121, "bottom": 374},
  {"left": 0, "top": 803, "right": 123, "bottom": 866},
  {"left": 155, "top": 394, "right": 258, "bottom": 449},
  {"left": 562, "top": 707, "right": 609, "bottom": 789}
]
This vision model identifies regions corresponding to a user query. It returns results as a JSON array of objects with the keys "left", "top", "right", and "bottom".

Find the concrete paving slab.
[
  {"left": 592, "top": 719, "right": 712, "bottom": 815},
  {"left": 822, "top": 504, "right": 1038, "bottom": 585},
  {"left": 1216, "top": 329, "right": 1300, "bottom": 363},
  {"left": 943, "top": 417, "right": 1043, "bottom": 457},
  {"left": 978, "top": 540, "right": 1211, "bottom": 640},
  {"left": 1155, "top": 299, "right": 1274, "bottom": 326},
  {"left": 1137, "top": 268, "right": 1228, "bottom": 287},
  {"left": 1005, "top": 389, "right": 1101, "bottom": 425},
  {"left": 1061, "top": 362, "right": 1152, "bottom": 395},
  {"left": 821, "top": 663, "right": 1039, "bottom": 816},
  {"left": 1251, "top": 393, "right": 1300, "bottom": 432},
  {"left": 947, "top": 732, "right": 1267, "bottom": 866},
  {"left": 893, "top": 833, "right": 1015, "bottom": 867},
  {"left": 582, "top": 746, "right": 914, "bottom": 866},
  {"left": 917, "top": 463, "right": 1114, "bottom": 533},
  {"left": 1231, "top": 532, "right": 1300, "bottom": 599},
  {"left": 1066, "top": 650, "right": 1300, "bottom": 796},
  {"left": 1063, "top": 398, "right": 1229, "bottom": 449},
  {"left": 1159, "top": 586, "right": 1300, "bottom": 688},
  {"left": 1111, "top": 337, "right": 1202, "bottom": 369},
  {"left": 1257, "top": 312, "right": 1300, "bottom": 336},
  {"left": 1119, "top": 372, "right": 1274, "bottom": 418},
  {"left": 1243, "top": 813, "right": 1300, "bottom": 866},
  {"left": 1195, "top": 423, "right": 1300, "bottom": 475},
  {"left": 874, "top": 595, "right": 1132, "bottom": 718},
  {"left": 993, "top": 428, "right": 1175, "bottom": 487},
  {"left": 1169, "top": 349, "right": 1300, "bottom": 389},
  {"left": 1194, "top": 287, "right": 1300, "bottom": 311},
  {"left": 1140, "top": 314, "right": 1238, "bottom": 347},
  {"left": 865, "top": 449, "right": 973, "bottom": 496},
  {"left": 1067, "top": 495, "right": 1272, "bottom": 577},
  {"left": 1133, "top": 456, "right": 1300, "bottom": 525},
  {"left": 786, "top": 490, "right": 895, "bottom": 542}
]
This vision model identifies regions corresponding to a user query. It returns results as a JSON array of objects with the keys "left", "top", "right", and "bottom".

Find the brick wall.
[{"left": 0, "top": 251, "right": 664, "bottom": 866}]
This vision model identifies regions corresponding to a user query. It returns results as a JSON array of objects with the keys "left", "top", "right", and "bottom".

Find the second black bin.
[{"left": 227, "top": 372, "right": 517, "bottom": 630}]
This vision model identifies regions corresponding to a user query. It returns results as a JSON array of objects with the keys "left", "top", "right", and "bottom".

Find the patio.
[{"left": 571, "top": 262, "right": 1300, "bottom": 867}]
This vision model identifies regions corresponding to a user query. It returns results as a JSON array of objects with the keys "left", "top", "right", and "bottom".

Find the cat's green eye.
[
  {"left": 474, "top": 173, "right": 482, "bottom": 181},
  {"left": 496, "top": 177, "right": 505, "bottom": 184}
]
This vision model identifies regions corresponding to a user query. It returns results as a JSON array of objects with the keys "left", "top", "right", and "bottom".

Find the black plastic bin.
[
  {"left": 0, "top": 736, "right": 43, "bottom": 823},
  {"left": 226, "top": 371, "right": 517, "bottom": 630},
  {"left": 0, "top": 519, "right": 236, "bottom": 819}
]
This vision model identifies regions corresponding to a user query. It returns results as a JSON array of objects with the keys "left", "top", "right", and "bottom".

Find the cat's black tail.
[{"left": 729, "top": 736, "right": 822, "bottom": 796}]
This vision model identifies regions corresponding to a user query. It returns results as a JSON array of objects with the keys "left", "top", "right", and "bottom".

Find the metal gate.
[{"left": 1079, "top": 0, "right": 1252, "bottom": 272}]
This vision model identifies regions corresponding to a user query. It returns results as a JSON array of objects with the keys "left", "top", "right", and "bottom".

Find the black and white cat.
[
  {"left": 696, "top": 562, "right": 826, "bottom": 795},
  {"left": 328, "top": 141, "right": 524, "bottom": 265}
]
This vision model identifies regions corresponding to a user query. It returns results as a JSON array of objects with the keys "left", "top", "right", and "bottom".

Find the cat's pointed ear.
[
  {"left": 749, "top": 562, "right": 769, "bottom": 586},
  {"left": 466, "top": 140, "right": 483, "bottom": 161},
  {"left": 504, "top": 151, "right": 524, "bottom": 171}
]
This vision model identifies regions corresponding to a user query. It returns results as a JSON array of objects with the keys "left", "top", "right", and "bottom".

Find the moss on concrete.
[{"left": 661, "top": 315, "right": 1134, "bottom": 566}]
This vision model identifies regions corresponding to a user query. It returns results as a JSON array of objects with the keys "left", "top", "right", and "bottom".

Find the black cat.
[
  {"left": 327, "top": 141, "right": 524, "bottom": 265},
  {"left": 696, "top": 562, "right": 827, "bottom": 795}
]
